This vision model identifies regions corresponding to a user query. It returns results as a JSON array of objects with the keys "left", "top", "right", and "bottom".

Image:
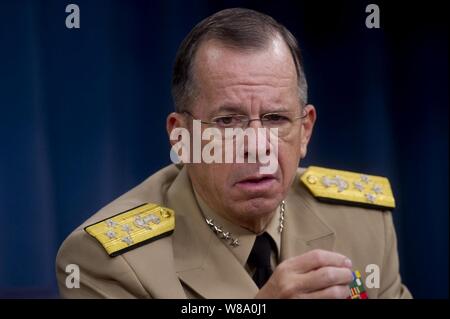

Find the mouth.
[{"left": 234, "top": 175, "right": 278, "bottom": 192}]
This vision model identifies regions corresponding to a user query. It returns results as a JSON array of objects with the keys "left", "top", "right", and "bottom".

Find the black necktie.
[{"left": 248, "top": 232, "right": 274, "bottom": 288}]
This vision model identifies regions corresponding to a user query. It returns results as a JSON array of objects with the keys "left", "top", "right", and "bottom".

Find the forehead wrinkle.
[
  {"left": 208, "top": 78, "right": 296, "bottom": 93},
  {"left": 207, "top": 68, "right": 296, "bottom": 83}
]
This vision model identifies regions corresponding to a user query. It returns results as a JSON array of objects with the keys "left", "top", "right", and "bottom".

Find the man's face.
[{"left": 168, "top": 36, "right": 316, "bottom": 231}]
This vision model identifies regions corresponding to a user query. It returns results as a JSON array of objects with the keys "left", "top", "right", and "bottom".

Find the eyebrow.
[
  {"left": 214, "top": 104, "right": 245, "bottom": 114},
  {"left": 212, "top": 104, "right": 293, "bottom": 115}
]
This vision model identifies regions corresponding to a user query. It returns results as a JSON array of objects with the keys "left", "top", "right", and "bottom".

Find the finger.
[
  {"left": 288, "top": 249, "right": 352, "bottom": 274},
  {"left": 299, "top": 284, "right": 351, "bottom": 299},
  {"left": 299, "top": 266, "right": 354, "bottom": 292}
]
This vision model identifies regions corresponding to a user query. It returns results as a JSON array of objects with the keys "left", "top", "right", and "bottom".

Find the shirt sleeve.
[
  {"left": 55, "top": 229, "right": 151, "bottom": 298},
  {"left": 377, "top": 211, "right": 413, "bottom": 299}
]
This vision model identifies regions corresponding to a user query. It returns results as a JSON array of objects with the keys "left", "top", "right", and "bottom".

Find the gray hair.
[{"left": 171, "top": 8, "right": 308, "bottom": 112}]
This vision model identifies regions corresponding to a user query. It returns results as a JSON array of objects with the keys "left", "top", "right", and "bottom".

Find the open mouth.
[{"left": 239, "top": 176, "right": 275, "bottom": 184}]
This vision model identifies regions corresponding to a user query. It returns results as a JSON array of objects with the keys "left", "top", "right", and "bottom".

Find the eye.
[
  {"left": 213, "top": 115, "right": 242, "bottom": 127},
  {"left": 263, "top": 113, "right": 289, "bottom": 122}
]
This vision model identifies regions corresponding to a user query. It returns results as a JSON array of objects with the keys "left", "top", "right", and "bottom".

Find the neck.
[{"left": 237, "top": 212, "right": 276, "bottom": 234}]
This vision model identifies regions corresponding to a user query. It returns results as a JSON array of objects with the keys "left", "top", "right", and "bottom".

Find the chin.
[{"left": 232, "top": 196, "right": 282, "bottom": 218}]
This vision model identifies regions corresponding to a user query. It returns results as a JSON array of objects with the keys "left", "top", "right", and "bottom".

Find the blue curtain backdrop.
[{"left": 0, "top": 0, "right": 447, "bottom": 298}]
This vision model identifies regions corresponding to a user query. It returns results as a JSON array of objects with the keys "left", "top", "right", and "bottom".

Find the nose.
[
  {"left": 243, "top": 119, "right": 271, "bottom": 160},
  {"left": 246, "top": 118, "right": 264, "bottom": 129}
]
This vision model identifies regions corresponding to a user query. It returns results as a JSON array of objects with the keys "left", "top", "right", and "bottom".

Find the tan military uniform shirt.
[{"left": 56, "top": 164, "right": 412, "bottom": 298}]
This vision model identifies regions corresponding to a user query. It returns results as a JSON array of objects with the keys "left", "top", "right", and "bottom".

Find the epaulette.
[
  {"left": 300, "top": 166, "right": 395, "bottom": 210},
  {"left": 84, "top": 203, "right": 175, "bottom": 257}
]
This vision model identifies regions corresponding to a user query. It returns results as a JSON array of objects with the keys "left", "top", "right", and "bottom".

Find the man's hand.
[{"left": 255, "top": 249, "right": 353, "bottom": 299}]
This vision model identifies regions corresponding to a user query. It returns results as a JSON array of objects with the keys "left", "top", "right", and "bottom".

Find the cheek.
[
  {"left": 201, "top": 163, "right": 231, "bottom": 187},
  {"left": 277, "top": 139, "right": 302, "bottom": 180}
]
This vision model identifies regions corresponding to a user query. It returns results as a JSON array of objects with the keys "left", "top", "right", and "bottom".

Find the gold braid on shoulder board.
[
  {"left": 300, "top": 166, "right": 395, "bottom": 210},
  {"left": 84, "top": 203, "right": 175, "bottom": 257}
]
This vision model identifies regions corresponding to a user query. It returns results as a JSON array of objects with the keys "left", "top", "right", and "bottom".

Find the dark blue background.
[{"left": 0, "top": 0, "right": 447, "bottom": 298}]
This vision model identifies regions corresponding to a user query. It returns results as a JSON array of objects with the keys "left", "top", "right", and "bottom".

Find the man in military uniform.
[{"left": 56, "top": 8, "right": 412, "bottom": 299}]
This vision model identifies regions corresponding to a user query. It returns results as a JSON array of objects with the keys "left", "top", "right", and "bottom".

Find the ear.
[
  {"left": 166, "top": 112, "right": 187, "bottom": 147},
  {"left": 300, "top": 104, "right": 317, "bottom": 159}
]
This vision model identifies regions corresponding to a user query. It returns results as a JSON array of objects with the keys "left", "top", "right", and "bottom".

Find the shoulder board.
[
  {"left": 300, "top": 166, "right": 395, "bottom": 210},
  {"left": 84, "top": 203, "right": 175, "bottom": 257}
]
